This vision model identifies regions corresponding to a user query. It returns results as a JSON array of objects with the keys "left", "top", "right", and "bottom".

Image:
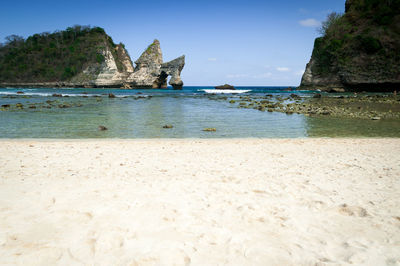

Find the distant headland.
[{"left": 0, "top": 26, "right": 185, "bottom": 89}]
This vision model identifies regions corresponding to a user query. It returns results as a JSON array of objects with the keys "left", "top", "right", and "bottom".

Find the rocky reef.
[
  {"left": 300, "top": 0, "right": 400, "bottom": 92},
  {"left": 0, "top": 26, "right": 185, "bottom": 89}
]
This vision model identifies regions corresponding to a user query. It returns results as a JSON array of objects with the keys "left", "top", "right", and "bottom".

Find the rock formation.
[
  {"left": 91, "top": 39, "right": 185, "bottom": 89},
  {"left": 126, "top": 40, "right": 185, "bottom": 89},
  {"left": 299, "top": 0, "right": 400, "bottom": 92},
  {"left": 215, "top": 84, "right": 235, "bottom": 90},
  {"left": 0, "top": 26, "right": 185, "bottom": 89}
]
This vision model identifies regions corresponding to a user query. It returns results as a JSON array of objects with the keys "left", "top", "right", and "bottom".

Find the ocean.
[{"left": 0, "top": 86, "right": 399, "bottom": 138}]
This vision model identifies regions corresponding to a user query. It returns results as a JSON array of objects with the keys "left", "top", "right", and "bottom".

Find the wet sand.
[{"left": 0, "top": 139, "right": 399, "bottom": 265}]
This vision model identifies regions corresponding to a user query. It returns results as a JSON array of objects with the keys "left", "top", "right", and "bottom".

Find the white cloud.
[
  {"left": 277, "top": 67, "right": 290, "bottom": 72},
  {"left": 207, "top": 58, "right": 217, "bottom": 61},
  {"left": 299, "top": 18, "right": 320, "bottom": 27}
]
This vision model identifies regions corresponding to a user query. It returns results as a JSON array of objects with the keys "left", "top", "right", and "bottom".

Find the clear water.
[{"left": 0, "top": 87, "right": 399, "bottom": 138}]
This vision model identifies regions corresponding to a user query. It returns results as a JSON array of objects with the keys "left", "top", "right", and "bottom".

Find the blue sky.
[{"left": 0, "top": 0, "right": 345, "bottom": 86}]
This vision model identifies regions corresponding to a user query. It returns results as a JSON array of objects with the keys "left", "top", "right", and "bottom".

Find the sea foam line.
[{"left": 0, "top": 91, "right": 151, "bottom": 98}]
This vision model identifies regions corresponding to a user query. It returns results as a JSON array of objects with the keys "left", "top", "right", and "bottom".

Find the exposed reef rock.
[
  {"left": 215, "top": 84, "right": 235, "bottom": 90},
  {"left": 300, "top": 0, "right": 400, "bottom": 92},
  {"left": 0, "top": 26, "right": 185, "bottom": 89}
]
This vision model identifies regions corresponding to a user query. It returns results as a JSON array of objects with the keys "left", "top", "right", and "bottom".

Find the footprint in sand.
[{"left": 337, "top": 204, "right": 368, "bottom": 217}]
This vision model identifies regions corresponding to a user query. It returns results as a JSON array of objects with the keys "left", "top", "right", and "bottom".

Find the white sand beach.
[{"left": 0, "top": 139, "right": 399, "bottom": 265}]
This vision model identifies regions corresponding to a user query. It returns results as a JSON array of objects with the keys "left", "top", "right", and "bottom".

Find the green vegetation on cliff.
[
  {"left": 305, "top": 0, "right": 400, "bottom": 90},
  {"left": 0, "top": 25, "right": 126, "bottom": 83}
]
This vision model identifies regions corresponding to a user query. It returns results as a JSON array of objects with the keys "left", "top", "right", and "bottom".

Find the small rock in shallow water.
[
  {"left": 108, "top": 93, "right": 116, "bottom": 98},
  {"left": 290, "top": 93, "right": 301, "bottom": 99},
  {"left": 1, "top": 104, "right": 10, "bottom": 108},
  {"left": 98, "top": 125, "right": 108, "bottom": 131},
  {"left": 52, "top": 94, "right": 62, "bottom": 97},
  {"left": 203, "top": 128, "right": 216, "bottom": 132},
  {"left": 163, "top": 125, "right": 173, "bottom": 129},
  {"left": 16, "top": 91, "right": 24, "bottom": 94},
  {"left": 313, "top": 93, "right": 322, "bottom": 98}
]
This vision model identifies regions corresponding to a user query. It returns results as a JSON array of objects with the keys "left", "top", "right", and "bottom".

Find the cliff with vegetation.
[
  {"left": 0, "top": 26, "right": 185, "bottom": 89},
  {"left": 300, "top": 0, "right": 400, "bottom": 92}
]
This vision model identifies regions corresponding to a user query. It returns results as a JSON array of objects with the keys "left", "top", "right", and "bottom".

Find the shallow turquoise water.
[{"left": 0, "top": 87, "right": 399, "bottom": 138}]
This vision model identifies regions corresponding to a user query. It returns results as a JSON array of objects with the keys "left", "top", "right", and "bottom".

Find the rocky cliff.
[
  {"left": 127, "top": 40, "right": 185, "bottom": 89},
  {"left": 300, "top": 0, "right": 400, "bottom": 92},
  {"left": 0, "top": 26, "right": 185, "bottom": 89}
]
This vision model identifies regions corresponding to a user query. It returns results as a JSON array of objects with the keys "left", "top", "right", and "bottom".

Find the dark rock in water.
[
  {"left": 229, "top": 100, "right": 236, "bottom": 104},
  {"left": 1, "top": 104, "right": 10, "bottom": 108},
  {"left": 58, "top": 104, "right": 71, "bottom": 108},
  {"left": 98, "top": 125, "right": 108, "bottom": 131},
  {"left": 284, "top": 87, "right": 294, "bottom": 91},
  {"left": 313, "top": 93, "right": 322, "bottom": 98},
  {"left": 203, "top": 128, "right": 216, "bottom": 132},
  {"left": 63, "top": 95, "right": 70, "bottom": 97},
  {"left": 16, "top": 103, "right": 23, "bottom": 108},
  {"left": 163, "top": 125, "right": 173, "bottom": 129},
  {"left": 16, "top": 91, "right": 24, "bottom": 94},
  {"left": 215, "top": 84, "right": 235, "bottom": 90},
  {"left": 290, "top": 94, "right": 301, "bottom": 99},
  {"left": 28, "top": 105, "right": 36, "bottom": 109},
  {"left": 52, "top": 94, "right": 62, "bottom": 97},
  {"left": 108, "top": 93, "right": 116, "bottom": 98}
]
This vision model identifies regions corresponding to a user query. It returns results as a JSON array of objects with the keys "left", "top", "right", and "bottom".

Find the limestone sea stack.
[
  {"left": 215, "top": 84, "right": 235, "bottom": 90},
  {"left": 127, "top": 40, "right": 185, "bottom": 89}
]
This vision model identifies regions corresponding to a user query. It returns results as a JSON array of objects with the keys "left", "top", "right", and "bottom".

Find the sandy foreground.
[{"left": 0, "top": 139, "right": 399, "bottom": 266}]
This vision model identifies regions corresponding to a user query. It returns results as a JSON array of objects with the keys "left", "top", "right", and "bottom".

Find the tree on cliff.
[{"left": 318, "top": 12, "right": 342, "bottom": 36}]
